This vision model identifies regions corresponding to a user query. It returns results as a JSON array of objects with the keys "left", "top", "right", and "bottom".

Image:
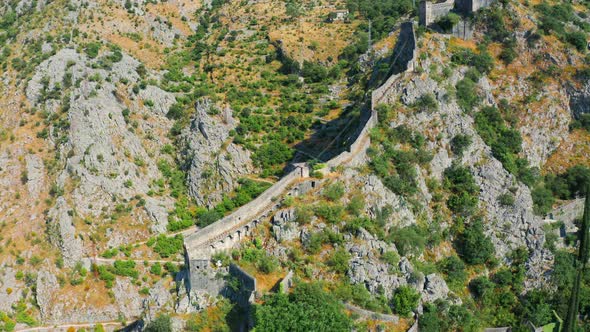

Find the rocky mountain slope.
[{"left": 0, "top": 0, "right": 589, "bottom": 330}]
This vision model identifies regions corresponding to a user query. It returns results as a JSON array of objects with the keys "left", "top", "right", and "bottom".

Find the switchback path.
[
  {"left": 91, "top": 256, "right": 184, "bottom": 265},
  {"left": 16, "top": 321, "right": 124, "bottom": 332}
]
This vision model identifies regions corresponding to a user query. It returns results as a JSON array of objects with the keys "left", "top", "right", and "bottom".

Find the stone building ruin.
[{"left": 419, "top": 0, "right": 494, "bottom": 27}]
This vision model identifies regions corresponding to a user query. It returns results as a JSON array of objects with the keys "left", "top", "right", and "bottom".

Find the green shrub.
[
  {"left": 84, "top": 42, "right": 101, "bottom": 58},
  {"left": 112, "top": 260, "right": 138, "bottom": 278},
  {"left": 327, "top": 248, "right": 351, "bottom": 274},
  {"left": 392, "top": 285, "right": 420, "bottom": 317},
  {"left": 455, "top": 77, "right": 479, "bottom": 111},
  {"left": 411, "top": 93, "right": 438, "bottom": 113},
  {"left": 144, "top": 315, "right": 172, "bottom": 332},
  {"left": 444, "top": 164, "right": 479, "bottom": 215},
  {"left": 450, "top": 134, "right": 472, "bottom": 157},
  {"left": 381, "top": 251, "right": 400, "bottom": 266},
  {"left": 254, "top": 283, "right": 351, "bottom": 331},
  {"left": 498, "top": 192, "right": 515, "bottom": 207},
  {"left": 323, "top": 182, "right": 345, "bottom": 201},
  {"left": 314, "top": 203, "right": 344, "bottom": 224},
  {"left": 150, "top": 263, "right": 162, "bottom": 276},
  {"left": 454, "top": 219, "right": 495, "bottom": 265},
  {"left": 438, "top": 255, "right": 467, "bottom": 286},
  {"left": 436, "top": 13, "right": 460, "bottom": 32},
  {"left": 531, "top": 185, "right": 554, "bottom": 215},
  {"left": 388, "top": 225, "right": 426, "bottom": 257},
  {"left": 153, "top": 234, "right": 184, "bottom": 258}
]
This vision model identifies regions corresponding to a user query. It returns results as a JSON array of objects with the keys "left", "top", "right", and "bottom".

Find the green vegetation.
[
  {"left": 436, "top": 13, "right": 461, "bottom": 33},
  {"left": 571, "top": 113, "right": 590, "bottom": 132},
  {"left": 420, "top": 301, "right": 480, "bottom": 331},
  {"left": 411, "top": 94, "right": 439, "bottom": 113},
  {"left": 438, "top": 255, "right": 467, "bottom": 289},
  {"left": 475, "top": 106, "right": 530, "bottom": 182},
  {"left": 450, "top": 134, "right": 471, "bottom": 157},
  {"left": 454, "top": 219, "right": 495, "bottom": 265},
  {"left": 535, "top": 2, "right": 588, "bottom": 53},
  {"left": 345, "top": 0, "right": 414, "bottom": 40},
  {"left": 144, "top": 315, "right": 172, "bottom": 332},
  {"left": 153, "top": 234, "right": 184, "bottom": 258},
  {"left": 444, "top": 164, "right": 479, "bottom": 216},
  {"left": 239, "top": 241, "right": 279, "bottom": 274},
  {"left": 254, "top": 283, "right": 352, "bottom": 331},
  {"left": 369, "top": 120, "right": 433, "bottom": 198},
  {"left": 392, "top": 285, "right": 420, "bottom": 317}
]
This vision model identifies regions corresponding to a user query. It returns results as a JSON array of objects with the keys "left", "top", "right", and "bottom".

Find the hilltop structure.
[{"left": 419, "top": 0, "right": 494, "bottom": 27}]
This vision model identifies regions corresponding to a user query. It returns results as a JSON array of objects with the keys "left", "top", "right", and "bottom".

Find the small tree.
[
  {"left": 455, "top": 220, "right": 495, "bottom": 265},
  {"left": 144, "top": 315, "right": 172, "bottom": 332},
  {"left": 392, "top": 285, "right": 420, "bottom": 317}
]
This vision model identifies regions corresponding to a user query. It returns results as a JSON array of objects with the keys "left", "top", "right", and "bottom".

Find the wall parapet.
[{"left": 185, "top": 163, "right": 308, "bottom": 259}]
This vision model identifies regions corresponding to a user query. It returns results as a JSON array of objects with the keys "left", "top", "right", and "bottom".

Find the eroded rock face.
[
  {"left": 342, "top": 169, "right": 416, "bottom": 228},
  {"left": 47, "top": 197, "right": 84, "bottom": 267},
  {"left": 421, "top": 274, "right": 449, "bottom": 303},
  {"left": 0, "top": 267, "right": 24, "bottom": 312},
  {"left": 180, "top": 99, "right": 253, "bottom": 206},
  {"left": 36, "top": 271, "right": 60, "bottom": 321},
  {"left": 26, "top": 48, "right": 177, "bottom": 255},
  {"left": 272, "top": 208, "right": 299, "bottom": 242},
  {"left": 567, "top": 80, "right": 590, "bottom": 119},
  {"left": 378, "top": 54, "right": 554, "bottom": 289},
  {"left": 346, "top": 229, "right": 406, "bottom": 298},
  {"left": 25, "top": 154, "right": 45, "bottom": 200}
]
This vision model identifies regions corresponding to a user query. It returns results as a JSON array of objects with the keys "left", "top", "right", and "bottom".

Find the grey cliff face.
[{"left": 180, "top": 99, "right": 253, "bottom": 207}]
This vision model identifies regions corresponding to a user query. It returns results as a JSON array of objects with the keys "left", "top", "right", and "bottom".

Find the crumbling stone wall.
[
  {"left": 372, "top": 23, "right": 418, "bottom": 108},
  {"left": 419, "top": 0, "right": 456, "bottom": 26},
  {"left": 420, "top": 0, "right": 494, "bottom": 27}
]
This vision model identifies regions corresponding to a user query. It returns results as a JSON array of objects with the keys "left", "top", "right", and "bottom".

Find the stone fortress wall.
[
  {"left": 419, "top": 0, "right": 456, "bottom": 27},
  {"left": 372, "top": 22, "right": 418, "bottom": 108},
  {"left": 419, "top": 0, "right": 494, "bottom": 26},
  {"left": 184, "top": 20, "right": 420, "bottom": 294}
]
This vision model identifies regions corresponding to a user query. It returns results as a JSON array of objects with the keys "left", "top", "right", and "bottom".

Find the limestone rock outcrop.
[{"left": 180, "top": 99, "right": 253, "bottom": 207}]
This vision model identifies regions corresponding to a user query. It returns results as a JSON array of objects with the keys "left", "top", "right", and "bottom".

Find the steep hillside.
[{"left": 0, "top": 0, "right": 589, "bottom": 330}]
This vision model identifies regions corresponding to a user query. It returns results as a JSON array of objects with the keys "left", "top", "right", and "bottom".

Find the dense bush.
[
  {"left": 144, "top": 315, "right": 173, "bottom": 332},
  {"left": 451, "top": 47, "right": 494, "bottom": 75},
  {"left": 332, "top": 282, "right": 391, "bottom": 313},
  {"left": 388, "top": 225, "right": 427, "bottom": 256},
  {"left": 444, "top": 164, "right": 479, "bottom": 215},
  {"left": 450, "top": 134, "right": 472, "bottom": 157},
  {"left": 392, "top": 285, "right": 421, "bottom": 317},
  {"left": 571, "top": 113, "right": 590, "bottom": 132},
  {"left": 345, "top": 0, "right": 414, "bottom": 40},
  {"left": 153, "top": 234, "right": 184, "bottom": 258},
  {"left": 411, "top": 94, "right": 438, "bottom": 113},
  {"left": 252, "top": 140, "right": 294, "bottom": 176},
  {"left": 254, "top": 283, "right": 352, "bottom": 331},
  {"left": 369, "top": 124, "right": 433, "bottom": 198},
  {"left": 531, "top": 185, "right": 555, "bottom": 216},
  {"left": 420, "top": 301, "right": 480, "bottom": 332},
  {"left": 327, "top": 248, "right": 351, "bottom": 274},
  {"left": 436, "top": 13, "right": 460, "bottom": 33},
  {"left": 438, "top": 255, "right": 467, "bottom": 287},
  {"left": 241, "top": 246, "right": 279, "bottom": 274},
  {"left": 323, "top": 182, "right": 345, "bottom": 201},
  {"left": 546, "top": 165, "right": 590, "bottom": 199},
  {"left": 112, "top": 260, "right": 139, "bottom": 278},
  {"left": 474, "top": 106, "right": 536, "bottom": 186},
  {"left": 455, "top": 75, "right": 479, "bottom": 112},
  {"left": 454, "top": 219, "right": 495, "bottom": 265}
]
